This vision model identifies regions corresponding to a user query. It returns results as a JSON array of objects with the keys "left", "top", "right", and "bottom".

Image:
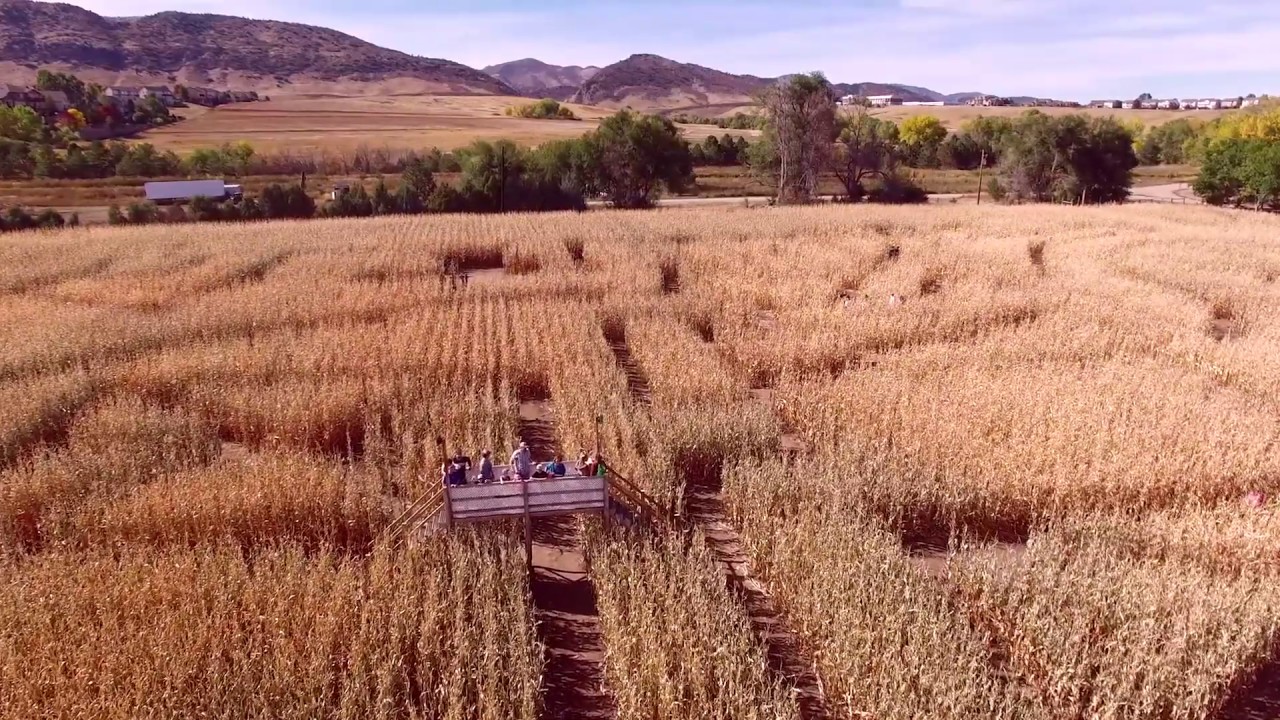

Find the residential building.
[
  {"left": 1156, "top": 99, "right": 1180, "bottom": 110},
  {"left": 866, "top": 94, "right": 903, "bottom": 107},
  {"left": 105, "top": 86, "right": 142, "bottom": 102},
  {"left": 140, "top": 86, "right": 176, "bottom": 106},
  {"left": 1, "top": 86, "right": 48, "bottom": 110},
  {"left": 967, "top": 95, "right": 1012, "bottom": 107}
]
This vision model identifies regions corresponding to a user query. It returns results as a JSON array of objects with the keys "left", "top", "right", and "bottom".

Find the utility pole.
[{"left": 976, "top": 148, "right": 987, "bottom": 205}]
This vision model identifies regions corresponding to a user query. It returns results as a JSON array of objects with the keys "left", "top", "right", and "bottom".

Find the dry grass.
[
  {"left": 135, "top": 94, "right": 757, "bottom": 154},
  {"left": 1, "top": 202, "right": 1278, "bottom": 717}
]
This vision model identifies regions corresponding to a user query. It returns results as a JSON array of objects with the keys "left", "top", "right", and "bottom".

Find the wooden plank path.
[
  {"left": 685, "top": 486, "right": 831, "bottom": 720},
  {"left": 518, "top": 397, "right": 617, "bottom": 720}
]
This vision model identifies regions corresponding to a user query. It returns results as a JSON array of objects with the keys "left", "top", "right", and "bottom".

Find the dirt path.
[
  {"left": 685, "top": 485, "right": 830, "bottom": 720},
  {"left": 519, "top": 395, "right": 616, "bottom": 720},
  {"left": 1218, "top": 640, "right": 1280, "bottom": 720},
  {"left": 607, "top": 335, "right": 652, "bottom": 405}
]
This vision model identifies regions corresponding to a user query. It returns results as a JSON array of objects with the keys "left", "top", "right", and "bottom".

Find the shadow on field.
[
  {"left": 531, "top": 517, "right": 616, "bottom": 720},
  {"left": 683, "top": 468, "right": 831, "bottom": 720},
  {"left": 1216, "top": 636, "right": 1280, "bottom": 720}
]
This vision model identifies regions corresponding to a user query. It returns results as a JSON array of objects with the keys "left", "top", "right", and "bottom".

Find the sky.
[{"left": 71, "top": 0, "right": 1278, "bottom": 99}]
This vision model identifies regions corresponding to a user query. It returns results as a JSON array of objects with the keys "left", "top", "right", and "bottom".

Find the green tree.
[
  {"left": 0, "top": 105, "right": 44, "bottom": 142},
  {"left": 898, "top": 115, "right": 947, "bottom": 167},
  {"left": 585, "top": 110, "right": 693, "bottom": 208},
  {"left": 401, "top": 157, "right": 437, "bottom": 203},
  {"left": 1194, "top": 138, "right": 1280, "bottom": 210},
  {"left": 994, "top": 112, "right": 1136, "bottom": 204}
]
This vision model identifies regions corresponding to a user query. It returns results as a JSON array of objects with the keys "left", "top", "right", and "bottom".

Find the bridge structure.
[{"left": 385, "top": 461, "right": 669, "bottom": 562}]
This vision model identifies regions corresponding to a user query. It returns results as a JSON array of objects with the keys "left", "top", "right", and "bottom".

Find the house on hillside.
[
  {"left": 866, "top": 94, "right": 904, "bottom": 107},
  {"left": 185, "top": 86, "right": 224, "bottom": 105},
  {"left": 1, "top": 86, "right": 48, "bottom": 110},
  {"left": 140, "top": 86, "right": 176, "bottom": 106},
  {"left": 105, "top": 86, "right": 142, "bottom": 102}
]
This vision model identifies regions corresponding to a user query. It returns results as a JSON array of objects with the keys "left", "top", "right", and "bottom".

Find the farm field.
[
  {"left": 139, "top": 94, "right": 759, "bottom": 154},
  {"left": 2, "top": 204, "right": 1279, "bottom": 718}
]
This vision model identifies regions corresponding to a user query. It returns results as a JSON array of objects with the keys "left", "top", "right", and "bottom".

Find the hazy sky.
[{"left": 74, "top": 0, "right": 1276, "bottom": 99}]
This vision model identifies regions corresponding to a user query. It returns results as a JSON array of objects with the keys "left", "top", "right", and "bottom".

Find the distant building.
[
  {"left": 902, "top": 101, "right": 945, "bottom": 107},
  {"left": 1220, "top": 98, "right": 1242, "bottom": 109},
  {"left": 967, "top": 95, "right": 1012, "bottom": 107},
  {"left": 0, "top": 85, "right": 46, "bottom": 109},
  {"left": 105, "top": 86, "right": 143, "bottom": 102},
  {"left": 185, "top": 86, "right": 227, "bottom": 105},
  {"left": 866, "top": 94, "right": 904, "bottom": 107},
  {"left": 1242, "top": 96, "right": 1262, "bottom": 107},
  {"left": 1089, "top": 100, "right": 1122, "bottom": 109},
  {"left": 1196, "top": 98, "right": 1221, "bottom": 110},
  {"left": 229, "top": 90, "right": 259, "bottom": 103},
  {"left": 1120, "top": 101, "right": 1137, "bottom": 109},
  {"left": 1136, "top": 99, "right": 1159, "bottom": 110},
  {"left": 1156, "top": 99, "right": 1180, "bottom": 110},
  {"left": 140, "top": 86, "right": 176, "bottom": 106}
]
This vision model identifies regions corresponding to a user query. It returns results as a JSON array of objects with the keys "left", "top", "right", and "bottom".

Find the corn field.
[{"left": 1, "top": 203, "right": 1278, "bottom": 718}]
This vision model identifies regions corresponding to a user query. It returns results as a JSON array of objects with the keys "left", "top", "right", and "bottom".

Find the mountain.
[
  {"left": 570, "top": 54, "right": 974, "bottom": 111},
  {"left": 571, "top": 54, "right": 771, "bottom": 109},
  {"left": 829, "top": 82, "right": 936, "bottom": 103},
  {"left": 483, "top": 58, "right": 599, "bottom": 101},
  {"left": 0, "top": 0, "right": 515, "bottom": 94}
]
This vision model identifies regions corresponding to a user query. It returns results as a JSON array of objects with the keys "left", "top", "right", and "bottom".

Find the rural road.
[{"left": 1129, "top": 182, "right": 1203, "bottom": 204}]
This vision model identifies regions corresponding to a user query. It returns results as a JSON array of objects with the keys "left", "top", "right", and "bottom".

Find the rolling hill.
[
  {"left": 566, "top": 54, "right": 965, "bottom": 111},
  {"left": 0, "top": 0, "right": 515, "bottom": 94},
  {"left": 482, "top": 58, "right": 600, "bottom": 101}
]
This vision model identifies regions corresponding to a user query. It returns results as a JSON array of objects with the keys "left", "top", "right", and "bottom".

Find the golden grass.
[
  {"left": 1, "top": 203, "right": 1278, "bottom": 716},
  {"left": 136, "top": 94, "right": 758, "bottom": 154}
]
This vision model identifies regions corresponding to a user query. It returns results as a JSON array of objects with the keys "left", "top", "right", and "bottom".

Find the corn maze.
[{"left": 2, "top": 204, "right": 1279, "bottom": 719}]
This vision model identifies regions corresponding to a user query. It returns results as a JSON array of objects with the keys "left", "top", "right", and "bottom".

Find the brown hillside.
[
  {"left": 571, "top": 54, "right": 771, "bottom": 109},
  {"left": 483, "top": 58, "right": 599, "bottom": 98},
  {"left": 0, "top": 0, "right": 514, "bottom": 94}
]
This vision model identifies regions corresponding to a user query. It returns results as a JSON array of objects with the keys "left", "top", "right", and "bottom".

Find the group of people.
[{"left": 440, "top": 443, "right": 606, "bottom": 486}]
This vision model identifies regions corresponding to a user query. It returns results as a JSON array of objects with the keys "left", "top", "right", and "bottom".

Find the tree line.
[
  {"left": 1190, "top": 104, "right": 1280, "bottom": 210},
  {"left": 755, "top": 73, "right": 1141, "bottom": 205}
]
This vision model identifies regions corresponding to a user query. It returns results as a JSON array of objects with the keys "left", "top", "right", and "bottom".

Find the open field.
[
  {"left": 2, "top": 204, "right": 1279, "bottom": 718},
  {"left": 139, "top": 94, "right": 758, "bottom": 154}
]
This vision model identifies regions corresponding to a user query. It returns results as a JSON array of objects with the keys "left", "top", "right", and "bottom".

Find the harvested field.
[
  {"left": 136, "top": 94, "right": 758, "bottom": 154},
  {"left": 2, "top": 203, "right": 1279, "bottom": 718}
]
